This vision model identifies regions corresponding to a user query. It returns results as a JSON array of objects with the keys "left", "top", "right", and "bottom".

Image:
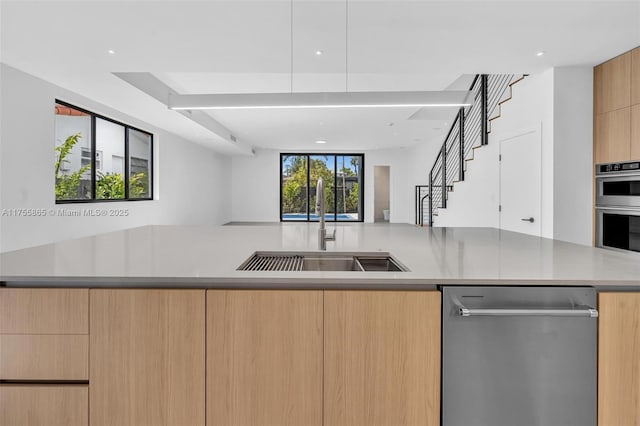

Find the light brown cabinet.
[
  {"left": 0, "top": 335, "right": 88, "bottom": 380},
  {"left": 0, "top": 385, "right": 88, "bottom": 426},
  {"left": 631, "top": 47, "right": 640, "bottom": 106},
  {"left": 598, "top": 293, "right": 640, "bottom": 426},
  {"left": 632, "top": 104, "right": 640, "bottom": 160},
  {"left": 594, "top": 52, "right": 631, "bottom": 115},
  {"left": 593, "top": 47, "right": 640, "bottom": 163},
  {"left": 0, "top": 288, "right": 88, "bottom": 334},
  {"left": 324, "top": 291, "right": 441, "bottom": 426},
  {"left": 90, "top": 289, "right": 206, "bottom": 426},
  {"left": 595, "top": 107, "right": 631, "bottom": 163},
  {"left": 207, "top": 290, "right": 323, "bottom": 426},
  {"left": 0, "top": 288, "right": 89, "bottom": 382}
]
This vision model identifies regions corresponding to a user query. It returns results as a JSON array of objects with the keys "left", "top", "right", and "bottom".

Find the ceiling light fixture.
[
  {"left": 168, "top": 91, "right": 472, "bottom": 110},
  {"left": 108, "top": 49, "right": 116, "bottom": 55},
  {"left": 167, "top": 0, "right": 471, "bottom": 111},
  {"left": 315, "top": 50, "right": 324, "bottom": 56},
  {"left": 536, "top": 51, "right": 545, "bottom": 57},
  {"left": 315, "top": 140, "right": 327, "bottom": 144}
]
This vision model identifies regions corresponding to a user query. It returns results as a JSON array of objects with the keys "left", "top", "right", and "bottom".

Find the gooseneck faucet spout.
[{"left": 316, "top": 177, "right": 335, "bottom": 250}]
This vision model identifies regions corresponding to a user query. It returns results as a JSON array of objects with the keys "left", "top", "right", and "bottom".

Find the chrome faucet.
[{"left": 316, "top": 177, "right": 335, "bottom": 250}]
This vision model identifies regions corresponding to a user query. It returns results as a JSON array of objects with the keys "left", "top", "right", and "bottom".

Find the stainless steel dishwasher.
[{"left": 442, "top": 286, "right": 598, "bottom": 426}]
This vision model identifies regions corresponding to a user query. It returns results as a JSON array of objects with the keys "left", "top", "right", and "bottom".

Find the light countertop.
[{"left": 1, "top": 224, "right": 639, "bottom": 288}]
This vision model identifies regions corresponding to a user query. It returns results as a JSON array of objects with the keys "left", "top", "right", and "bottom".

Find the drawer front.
[
  {"left": 0, "top": 335, "right": 88, "bottom": 380},
  {"left": 0, "top": 385, "right": 88, "bottom": 426},
  {"left": 0, "top": 289, "right": 88, "bottom": 334}
]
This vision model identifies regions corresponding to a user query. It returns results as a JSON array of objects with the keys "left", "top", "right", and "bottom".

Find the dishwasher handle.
[{"left": 458, "top": 306, "right": 598, "bottom": 318}]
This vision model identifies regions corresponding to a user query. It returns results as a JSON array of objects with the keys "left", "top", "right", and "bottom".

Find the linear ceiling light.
[{"left": 168, "top": 91, "right": 473, "bottom": 110}]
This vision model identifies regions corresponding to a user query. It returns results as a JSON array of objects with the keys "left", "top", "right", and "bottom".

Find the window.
[
  {"left": 54, "top": 100, "right": 153, "bottom": 203},
  {"left": 280, "top": 153, "right": 364, "bottom": 222}
]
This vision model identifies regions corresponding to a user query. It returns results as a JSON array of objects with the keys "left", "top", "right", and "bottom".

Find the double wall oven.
[{"left": 595, "top": 161, "right": 640, "bottom": 253}]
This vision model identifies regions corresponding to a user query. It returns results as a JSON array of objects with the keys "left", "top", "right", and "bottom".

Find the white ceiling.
[{"left": 1, "top": 1, "right": 639, "bottom": 154}]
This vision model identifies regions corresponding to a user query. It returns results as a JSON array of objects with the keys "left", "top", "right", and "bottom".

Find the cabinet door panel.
[
  {"left": 0, "top": 335, "right": 88, "bottom": 380},
  {"left": 324, "top": 291, "right": 441, "bottom": 426},
  {"left": 595, "top": 52, "right": 631, "bottom": 114},
  {"left": 90, "top": 290, "right": 205, "bottom": 426},
  {"left": 598, "top": 293, "right": 640, "bottom": 426},
  {"left": 631, "top": 47, "right": 640, "bottom": 105},
  {"left": 0, "top": 288, "right": 88, "bottom": 334},
  {"left": 632, "top": 104, "right": 640, "bottom": 160},
  {"left": 0, "top": 385, "right": 88, "bottom": 426},
  {"left": 595, "top": 108, "right": 631, "bottom": 163},
  {"left": 207, "top": 290, "right": 322, "bottom": 426}
]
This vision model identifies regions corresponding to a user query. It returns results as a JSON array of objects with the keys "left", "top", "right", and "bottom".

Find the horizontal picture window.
[{"left": 54, "top": 100, "right": 154, "bottom": 203}]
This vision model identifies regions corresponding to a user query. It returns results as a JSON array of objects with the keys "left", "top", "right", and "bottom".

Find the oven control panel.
[{"left": 597, "top": 161, "right": 640, "bottom": 174}]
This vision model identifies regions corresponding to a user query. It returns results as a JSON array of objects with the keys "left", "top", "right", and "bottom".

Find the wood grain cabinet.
[
  {"left": 0, "top": 288, "right": 89, "bottom": 381},
  {"left": 595, "top": 52, "right": 631, "bottom": 115},
  {"left": 632, "top": 104, "right": 640, "bottom": 160},
  {"left": 207, "top": 290, "right": 323, "bottom": 426},
  {"left": 595, "top": 107, "right": 631, "bottom": 163},
  {"left": 0, "top": 385, "right": 88, "bottom": 426},
  {"left": 0, "top": 288, "right": 90, "bottom": 425},
  {"left": 324, "top": 291, "right": 441, "bottom": 426},
  {"left": 631, "top": 47, "right": 640, "bottom": 106},
  {"left": 598, "top": 292, "right": 640, "bottom": 426},
  {"left": 90, "top": 289, "right": 206, "bottom": 426}
]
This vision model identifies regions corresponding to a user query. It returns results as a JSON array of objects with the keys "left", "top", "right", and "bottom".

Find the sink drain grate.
[{"left": 239, "top": 253, "right": 304, "bottom": 271}]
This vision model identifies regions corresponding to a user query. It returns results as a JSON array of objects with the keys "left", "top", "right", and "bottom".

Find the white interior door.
[{"left": 499, "top": 129, "right": 542, "bottom": 236}]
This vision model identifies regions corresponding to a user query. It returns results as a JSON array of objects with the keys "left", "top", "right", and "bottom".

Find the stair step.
[{"left": 509, "top": 75, "right": 526, "bottom": 87}]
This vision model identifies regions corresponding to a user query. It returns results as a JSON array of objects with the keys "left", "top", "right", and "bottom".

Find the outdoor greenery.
[
  {"left": 96, "top": 171, "right": 148, "bottom": 199},
  {"left": 55, "top": 132, "right": 90, "bottom": 200},
  {"left": 55, "top": 132, "right": 149, "bottom": 201},
  {"left": 282, "top": 155, "right": 361, "bottom": 216}
]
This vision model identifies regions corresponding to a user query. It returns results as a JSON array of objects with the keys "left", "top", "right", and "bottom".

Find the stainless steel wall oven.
[{"left": 596, "top": 161, "right": 640, "bottom": 253}]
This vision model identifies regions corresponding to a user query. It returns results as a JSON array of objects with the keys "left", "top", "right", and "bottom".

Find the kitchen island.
[
  {"left": 1, "top": 223, "right": 639, "bottom": 287},
  {"left": 1, "top": 224, "right": 639, "bottom": 426}
]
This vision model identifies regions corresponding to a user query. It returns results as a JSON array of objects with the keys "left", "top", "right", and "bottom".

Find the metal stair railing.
[{"left": 428, "top": 74, "right": 520, "bottom": 226}]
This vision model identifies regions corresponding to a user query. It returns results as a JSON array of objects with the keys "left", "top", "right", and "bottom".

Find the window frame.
[
  {"left": 55, "top": 99, "right": 154, "bottom": 204},
  {"left": 279, "top": 152, "right": 365, "bottom": 222}
]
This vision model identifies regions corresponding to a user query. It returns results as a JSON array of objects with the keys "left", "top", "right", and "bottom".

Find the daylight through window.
[{"left": 54, "top": 100, "right": 153, "bottom": 203}]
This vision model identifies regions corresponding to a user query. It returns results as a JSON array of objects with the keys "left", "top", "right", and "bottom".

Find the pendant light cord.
[
  {"left": 290, "top": 0, "right": 294, "bottom": 94},
  {"left": 345, "top": 0, "right": 349, "bottom": 92}
]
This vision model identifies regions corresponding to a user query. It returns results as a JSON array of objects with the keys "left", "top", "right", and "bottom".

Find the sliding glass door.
[{"left": 280, "top": 153, "right": 363, "bottom": 222}]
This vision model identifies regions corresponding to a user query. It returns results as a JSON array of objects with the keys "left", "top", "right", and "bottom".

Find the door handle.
[
  {"left": 458, "top": 306, "right": 598, "bottom": 318},
  {"left": 521, "top": 217, "right": 535, "bottom": 223}
]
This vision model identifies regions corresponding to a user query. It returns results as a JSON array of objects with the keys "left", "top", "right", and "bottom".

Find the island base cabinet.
[
  {"left": 207, "top": 290, "right": 323, "bottom": 426},
  {"left": 0, "top": 385, "right": 88, "bottom": 426},
  {"left": 598, "top": 293, "right": 640, "bottom": 426},
  {"left": 324, "top": 291, "right": 441, "bottom": 426},
  {"left": 90, "top": 290, "right": 205, "bottom": 426}
]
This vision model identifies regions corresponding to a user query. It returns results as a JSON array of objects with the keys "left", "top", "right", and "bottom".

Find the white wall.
[
  {"left": 436, "top": 70, "right": 555, "bottom": 238},
  {"left": 230, "top": 147, "right": 423, "bottom": 224},
  {"left": 552, "top": 67, "right": 593, "bottom": 246},
  {"left": 0, "top": 64, "right": 231, "bottom": 252},
  {"left": 231, "top": 149, "right": 280, "bottom": 222},
  {"left": 435, "top": 68, "right": 594, "bottom": 246}
]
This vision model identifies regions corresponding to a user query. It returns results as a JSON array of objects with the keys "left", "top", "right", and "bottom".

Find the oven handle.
[
  {"left": 595, "top": 206, "right": 640, "bottom": 212},
  {"left": 596, "top": 172, "right": 640, "bottom": 178},
  {"left": 458, "top": 306, "right": 599, "bottom": 318}
]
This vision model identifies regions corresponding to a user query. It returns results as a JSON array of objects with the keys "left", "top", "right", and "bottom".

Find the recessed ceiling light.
[
  {"left": 315, "top": 140, "right": 327, "bottom": 144},
  {"left": 315, "top": 50, "right": 324, "bottom": 56},
  {"left": 536, "top": 51, "right": 545, "bottom": 57},
  {"left": 108, "top": 49, "right": 116, "bottom": 55}
]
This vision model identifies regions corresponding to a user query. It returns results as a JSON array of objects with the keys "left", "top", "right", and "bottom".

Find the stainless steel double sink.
[{"left": 238, "top": 251, "right": 408, "bottom": 272}]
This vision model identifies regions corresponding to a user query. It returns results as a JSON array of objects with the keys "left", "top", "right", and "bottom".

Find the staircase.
[{"left": 427, "top": 74, "right": 525, "bottom": 226}]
